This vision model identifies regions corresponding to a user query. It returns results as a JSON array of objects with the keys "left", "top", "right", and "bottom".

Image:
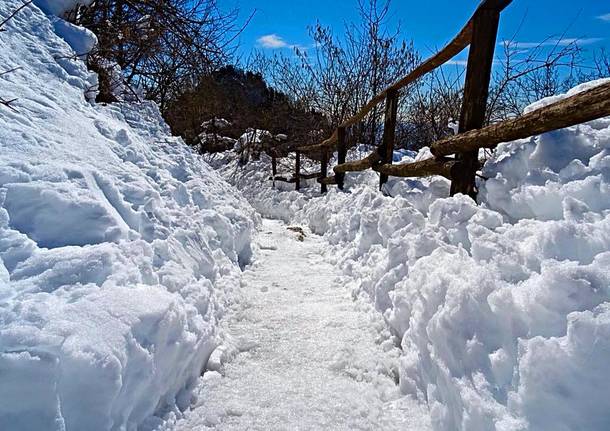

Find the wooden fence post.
[
  {"left": 271, "top": 152, "right": 277, "bottom": 188},
  {"left": 379, "top": 88, "right": 399, "bottom": 190},
  {"left": 451, "top": 5, "right": 501, "bottom": 199},
  {"left": 336, "top": 127, "right": 347, "bottom": 190},
  {"left": 295, "top": 151, "right": 301, "bottom": 191},
  {"left": 320, "top": 150, "right": 328, "bottom": 194}
]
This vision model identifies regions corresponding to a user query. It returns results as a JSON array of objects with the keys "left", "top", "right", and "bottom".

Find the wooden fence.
[{"left": 271, "top": 0, "right": 610, "bottom": 199}]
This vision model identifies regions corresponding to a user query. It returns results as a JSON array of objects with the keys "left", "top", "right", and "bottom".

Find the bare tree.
[
  {"left": 70, "top": 0, "right": 251, "bottom": 107},
  {"left": 254, "top": 0, "right": 419, "bottom": 151},
  {"left": 399, "top": 32, "right": 602, "bottom": 152},
  {"left": 487, "top": 36, "right": 584, "bottom": 121},
  {"left": 400, "top": 66, "right": 465, "bottom": 150}
]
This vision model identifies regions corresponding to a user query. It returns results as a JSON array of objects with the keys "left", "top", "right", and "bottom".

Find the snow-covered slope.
[
  {"left": 0, "top": 2, "right": 258, "bottom": 430},
  {"left": 216, "top": 84, "right": 610, "bottom": 431}
]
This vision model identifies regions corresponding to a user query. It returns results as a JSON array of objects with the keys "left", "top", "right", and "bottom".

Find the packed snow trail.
[{"left": 168, "top": 219, "right": 431, "bottom": 430}]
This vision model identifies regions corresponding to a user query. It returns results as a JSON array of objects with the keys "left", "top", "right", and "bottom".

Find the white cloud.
[
  {"left": 501, "top": 37, "right": 604, "bottom": 49},
  {"left": 445, "top": 59, "right": 468, "bottom": 66},
  {"left": 597, "top": 13, "right": 610, "bottom": 22},
  {"left": 257, "top": 34, "right": 289, "bottom": 49},
  {"left": 256, "top": 34, "right": 311, "bottom": 52}
]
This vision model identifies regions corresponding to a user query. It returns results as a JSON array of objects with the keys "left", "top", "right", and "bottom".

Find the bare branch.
[{"left": 0, "top": 0, "right": 32, "bottom": 31}]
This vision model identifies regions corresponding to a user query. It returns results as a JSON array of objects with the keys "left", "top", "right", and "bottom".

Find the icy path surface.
[{"left": 170, "top": 218, "right": 431, "bottom": 430}]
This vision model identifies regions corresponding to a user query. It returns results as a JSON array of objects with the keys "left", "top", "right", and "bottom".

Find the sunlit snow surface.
[
  {"left": 3, "top": 0, "right": 610, "bottom": 429},
  {"left": 0, "top": 1, "right": 257, "bottom": 430},
  {"left": 156, "top": 219, "right": 431, "bottom": 431},
  {"left": 215, "top": 93, "right": 610, "bottom": 430}
]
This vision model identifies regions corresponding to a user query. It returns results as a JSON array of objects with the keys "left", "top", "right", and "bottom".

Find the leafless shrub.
[
  {"left": 488, "top": 35, "right": 584, "bottom": 121},
  {"left": 253, "top": 0, "right": 419, "bottom": 151},
  {"left": 399, "top": 66, "right": 465, "bottom": 150},
  {"left": 71, "top": 0, "right": 252, "bottom": 108},
  {"left": 397, "top": 32, "right": 606, "bottom": 151}
]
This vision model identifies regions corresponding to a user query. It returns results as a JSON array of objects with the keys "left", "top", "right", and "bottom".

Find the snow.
[
  {"left": 153, "top": 219, "right": 431, "bottom": 431},
  {"left": 50, "top": 17, "right": 97, "bottom": 56},
  {"left": 3, "top": 0, "right": 610, "bottom": 429},
  {"left": 523, "top": 78, "right": 610, "bottom": 114},
  {"left": 33, "top": 0, "right": 95, "bottom": 17},
  {"left": 0, "top": 2, "right": 257, "bottom": 430},
  {"left": 216, "top": 84, "right": 610, "bottom": 430},
  {"left": 479, "top": 119, "right": 610, "bottom": 221}
]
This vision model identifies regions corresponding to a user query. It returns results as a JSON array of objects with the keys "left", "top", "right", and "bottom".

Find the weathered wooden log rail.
[{"left": 269, "top": 0, "right": 610, "bottom": 198}]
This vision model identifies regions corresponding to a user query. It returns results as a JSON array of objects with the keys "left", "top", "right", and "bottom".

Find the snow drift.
[
  {"left": 0, "top": 1, "right": 257, "bottom": 430},
  {"left": 216, "top": 82, "right": 610, "bottom": 430}
]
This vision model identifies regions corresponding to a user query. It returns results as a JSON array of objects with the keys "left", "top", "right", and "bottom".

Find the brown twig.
[
  {"left": 0, "top": 97, "right": 19, "bottom": 112},
  {"left": 0, "top": 1, "right": 33, "bottom": 31}
]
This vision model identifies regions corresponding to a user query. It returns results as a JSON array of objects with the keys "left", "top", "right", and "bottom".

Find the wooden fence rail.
[
  {"left": 297, "top": 0, "right": 510, "bottom": 154},
  {"left": 369, "top": 81, "right": 610, "bottom": 179},
  {"left": 429, "top": 81, "right": 610, "bottom": 156},
  {"left": 267, "top": 0, "right": 610, "bottom": 199}
]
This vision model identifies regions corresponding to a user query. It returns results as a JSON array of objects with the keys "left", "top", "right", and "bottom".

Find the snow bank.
[
  {"left": 0, "top": 2, "right": 257, "bottom": 430},
  {"left": 33, "top": 0, "right": 95, "bottom": 17},
  {"left": 210, "top": 151, "right": 324, "bottom": 222},
  {"left": 217, "top": 88, "right": 610, "bottom": 430}
]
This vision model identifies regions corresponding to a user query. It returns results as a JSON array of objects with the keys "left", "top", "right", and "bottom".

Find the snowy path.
[{"left": 169, "top": 219, "right": 431, "bottom": 431}]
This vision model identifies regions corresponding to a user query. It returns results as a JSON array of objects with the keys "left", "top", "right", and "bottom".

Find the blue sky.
[{"left": 227, "top": 0, "right": 610, "bottom": 67}]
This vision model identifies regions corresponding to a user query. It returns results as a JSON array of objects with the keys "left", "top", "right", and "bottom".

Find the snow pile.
[
  {"left": 522, "top": 78, "right": 610, "bottom": 115},
  {"left": 217, "top": 88, "right": 610, "bottom": 430},
  {"left": 213, "top": 146, "right": 448, "bottom": 224},
  {"left": 34, "top": 0, "right": 95, "bottom": 17},
  {"left": 0, "top": 2, "right": 257, "bottom": 430},
  {"left": 212, "top": 152, "right": 313, "bottom": 221}
]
